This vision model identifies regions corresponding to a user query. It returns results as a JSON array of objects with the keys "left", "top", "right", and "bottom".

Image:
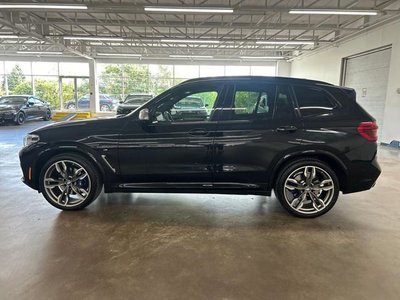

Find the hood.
[
  {"left": 29, "top": 115, "right": 129, "bottom": 142},
  {"left": 0, "top": 103, "right": 21, "bottom": 111},
  {"left": 33, "top": 116, "right": 115, "bottom": 132}
]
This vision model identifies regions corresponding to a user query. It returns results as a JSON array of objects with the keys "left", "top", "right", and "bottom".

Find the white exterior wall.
[
  {"left": 291, "top": 20, "right": 400, "bottom": 143},
  {"left": 277, "top": 61, "right": 291, "bottom": 77}
]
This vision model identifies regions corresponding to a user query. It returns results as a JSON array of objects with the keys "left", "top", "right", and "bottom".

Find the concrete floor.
[{"left": 1, "top": 121, "right": 400, "bottom": 300}]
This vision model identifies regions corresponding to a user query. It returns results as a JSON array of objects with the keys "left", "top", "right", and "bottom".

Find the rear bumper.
[{"left": 342, "top": 156, "right": 381, "bottom": 194}]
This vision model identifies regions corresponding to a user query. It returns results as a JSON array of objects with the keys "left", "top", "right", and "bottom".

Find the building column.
[{"left": 89, "top": 59, "right": 100, "bottom": 113}]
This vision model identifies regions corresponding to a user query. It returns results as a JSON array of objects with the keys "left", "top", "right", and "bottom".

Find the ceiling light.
[
  {"left": 17, "top": 51, "right": 63, "bottom": 55},
  {"left": 0, "top": 35, "right": 20, "bottom": 39},
  {"left": 289, "top": 9, "right": 378, "bottom": 15},
  {"left": 169, "top": 55, "right": 214, "bottom": 59},
  {"left": 97, "top": 53, "right": 142, "bottom": 57},
  {"left": 144, "top": 6, "right": 233, "bottom": 13},
  {"left": 161, "top": 39, "right": 220, "bottom": 44},
  {"left": 256, "top": 40, "right": 315, "bottom": 45},
  {"left": 240, "top": 56, "right": 285, "bottom": 60},
  {"left": 0, "top": 4, "right": 87, "bottom": 10},
  {"left": 63, "top": 36, "right": 125, "bottom": 41}
]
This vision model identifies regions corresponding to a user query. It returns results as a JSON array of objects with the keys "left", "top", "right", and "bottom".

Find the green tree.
[
  {"left": 13, "top": 81, "right": 32, "bottom": 95},
  {"left": 0, "top": 82, "right": 5, "bottom": 96},
  {"left": 7, "top": 65, "right": 25, "bottom": 92},
  {"left": 61, "top": 82, "right": 74, "bottom": 106},
  {"left": 35, "top": 79, "right": 59, "bottom": 108},
  {"left": 150, "top": 65, "right": 173, "bottom": 96},
  {"left": 99, "top": 64, "right": 149, "bottom": 100},
  {"left": 123, "top": 64, "right": 150, "bottom": 95},
  {"left": 77, "top": 78, "right": 90, "bottom": 99}
]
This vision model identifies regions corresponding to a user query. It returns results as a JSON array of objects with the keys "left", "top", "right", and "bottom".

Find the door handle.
[
  {"left": 276, "top": 126, "right": 297, "bottom": 133},
  {"left": 189, "top": 128, "right": 208, "bottom": 136}
]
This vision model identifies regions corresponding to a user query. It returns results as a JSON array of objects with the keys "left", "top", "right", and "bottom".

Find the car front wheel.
[
  {"left": 39, "top": 154, "right": 103, "bottom": 210},
  {"left": 275, "top": 159, "right": 339, "bottom": 218}
]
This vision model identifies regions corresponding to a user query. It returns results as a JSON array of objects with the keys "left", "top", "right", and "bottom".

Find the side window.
[
  {"left": 274, "top": 85, "right": 295, "bottom": 119},
  {"left": 153, "top": 88, "right": 220, "bottom": 123},
  {"left": 230, "top": 83, "right": 276, "bottom": 120},
  {"left": 294, "top": 85, "right": 336, "bottom": 117}
]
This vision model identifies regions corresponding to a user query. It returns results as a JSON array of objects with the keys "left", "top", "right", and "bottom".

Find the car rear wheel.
[
  {"left": 275, "top": 159, "right": 339, "bottom": 218},
  {"left": 100, "top": 104, "right": 111, "bottom": 111},
  {"left": 39, "top": 154, "right": 102, "bottom": 210},
  {"left": 43, "top": 109, "right": 51, "bottom": 121},
  {"left": 14, "top": 112, "right": 25, "bottom": 125}
]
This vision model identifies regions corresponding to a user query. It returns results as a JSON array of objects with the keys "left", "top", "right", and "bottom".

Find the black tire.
[
  {"left": 100, "top": 104, "right": 111, "bottom": 111},
  {"left": 274, "top": 159, "right": 339, "bottom": 218},
  {"left": 67, "top": 103, "right": 76, "bottom": 110},
  {"left": 39, "top": 153, "right": 103, "bottom": 211},
  {"left": 14, "top": 111, "right": 25, "bottom": 125},
  {"left": 43, "top": 109, "right": 51, "bottom": 121}
]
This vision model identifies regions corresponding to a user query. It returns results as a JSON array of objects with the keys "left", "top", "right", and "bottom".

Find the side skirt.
[{"left": 105, "top": 182, "right": 271, "bottom": 196}]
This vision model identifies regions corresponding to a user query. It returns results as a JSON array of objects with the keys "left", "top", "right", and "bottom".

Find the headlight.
[{"left": 23, "top": 134, "right": 40, "bottom": 147}]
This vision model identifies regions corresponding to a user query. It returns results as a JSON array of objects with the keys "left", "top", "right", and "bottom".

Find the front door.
[
  {"left": 118, "top": 82, "right": 226, "bottom": 189},
  {"left": 213, "top": 80, "right": 303, "bottom": 191},
  {"left": 25, "top": 96, "right": 39, "bottom": 119},
  {"left": 33, "top": 97, "right": 46, "bottom": 118}
]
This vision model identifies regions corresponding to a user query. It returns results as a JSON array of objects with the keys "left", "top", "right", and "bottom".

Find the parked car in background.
[
  {"left": 170, "top": 96, "right": 208, "bottom": 121},
  {"left": 0, "top": 95, "right": 52, "bottom": 125},
  {"left": 116, "top": 94, "right": 153, "bottom": 115},
  {"left": 20, "top": 76, "right": 381, "bottom": 217},
  {"left": 64, "top": 94, "right": 118, "bottom": 111}
]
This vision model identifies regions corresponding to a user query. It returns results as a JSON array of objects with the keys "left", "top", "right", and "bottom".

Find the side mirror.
[
  {"left": 119, "top": 101, "right": 123, "bottom": 104},
  {"left": 138, "top": 108, "right": 150, "bottom": 121},
  {"left": 27, "top": 100, "right": 34, "bottom": 106}
]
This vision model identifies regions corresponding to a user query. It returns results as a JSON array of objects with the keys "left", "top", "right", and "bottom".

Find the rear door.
[{"left": 213, "top": 80, "right": 303, "bottom": 191}]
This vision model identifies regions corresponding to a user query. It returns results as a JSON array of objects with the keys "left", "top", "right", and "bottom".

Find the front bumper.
[
  {"left": 0, "top": 112, "right": 16, "bottom": 122},
  {"left": 342, "top": 156, "right": 381, "bottom": 194}
]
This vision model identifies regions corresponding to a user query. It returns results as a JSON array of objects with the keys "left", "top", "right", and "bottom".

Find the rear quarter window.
[{"left": 293, "top": 85, "right": 338, "bottom": 117}]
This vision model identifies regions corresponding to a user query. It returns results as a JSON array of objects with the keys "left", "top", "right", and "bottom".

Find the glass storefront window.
[
  {"left": 0, "top": 60, "right": 277, "bottom": 110},
  {"left": 199, "top": 65, "right": 224, "bottom": 77},
  {"left": 59, "top": 62, "right": 89, "bottom": 76}
]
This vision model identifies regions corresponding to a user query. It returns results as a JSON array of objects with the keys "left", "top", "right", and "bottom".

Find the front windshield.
[{"left": 0, "top": 97, "right": 27, "bottom": 105}]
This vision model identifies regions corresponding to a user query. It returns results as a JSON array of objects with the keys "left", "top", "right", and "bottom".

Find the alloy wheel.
[
  {"left": 283, "top": 165, "right": 335, "bottom": 215},
  {"left": 43, "top": 160, "right": 91, "bottom": 208},
  {"left": 100, "top": 104, "right": 110, "bottom": 111}
]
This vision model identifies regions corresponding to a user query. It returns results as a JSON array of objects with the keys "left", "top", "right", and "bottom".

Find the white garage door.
[{"left": 342, "top": 46, "right": 392, "bottom": 139}]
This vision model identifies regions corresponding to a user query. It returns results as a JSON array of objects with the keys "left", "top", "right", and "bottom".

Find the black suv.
[{"left": 19, "top": 76, "right": 381, "bottom": 217}]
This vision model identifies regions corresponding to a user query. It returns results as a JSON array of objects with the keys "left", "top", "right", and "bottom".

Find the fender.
[
  {"left": 267, "top": 147, "right": 348, "bottom": 191},
  {"left": 32, "top": 142, "right": 113, "bottom": 191}
]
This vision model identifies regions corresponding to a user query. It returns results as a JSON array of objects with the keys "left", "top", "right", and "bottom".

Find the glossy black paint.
[
  {"left": 19, "top": 76, "right": 381, "bottom": 196},
  {"left": 0, "top": 95, "right": 52, "bottom": 124}
]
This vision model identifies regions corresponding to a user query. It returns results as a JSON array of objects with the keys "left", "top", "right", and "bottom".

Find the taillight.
[{"left": 357, "top": 122, "right": 378, "bottom": 142}]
